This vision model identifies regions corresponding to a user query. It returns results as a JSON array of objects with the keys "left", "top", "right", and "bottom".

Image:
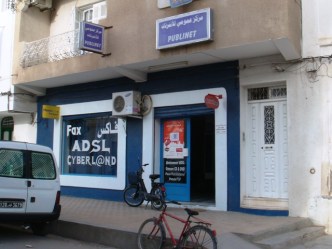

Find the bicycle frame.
[
  {"left": 132, "top": 168, "right": 165, "bottom": 204},
  {"left": 157, "top": 208, "right": 212, "bottom": 247}
]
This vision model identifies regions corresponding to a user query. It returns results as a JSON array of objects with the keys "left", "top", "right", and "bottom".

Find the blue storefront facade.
[{"left": 36, "top": 61, "right": 246, "bottom": 212}]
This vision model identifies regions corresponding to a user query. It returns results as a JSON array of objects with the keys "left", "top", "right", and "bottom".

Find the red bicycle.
[{"left": 137, "top": 201, "right": 217, "bottom": 249}]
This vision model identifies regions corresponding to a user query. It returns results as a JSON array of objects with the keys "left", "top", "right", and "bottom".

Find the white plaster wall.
[
  {"left": 0, "top": 8, "right": 36, "bottom": 143},
  {"left": 0, "top": 9, "right": 14, "bottom": 102},
  {"left": 12, "top": 115, "right": 37, "bottom": 143},
  {"left": 301, "top": 0, "right": 332, "bottom": 233}
]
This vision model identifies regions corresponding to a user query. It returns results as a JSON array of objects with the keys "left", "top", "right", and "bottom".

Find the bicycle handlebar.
[{"left": 137, "top": 163, "right": 149, "bottom": 175}]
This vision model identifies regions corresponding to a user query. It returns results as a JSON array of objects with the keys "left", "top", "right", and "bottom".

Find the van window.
[
  {"left": 0, "top": 149, "right": 24, "bottom": 178},
  {"left": 31, "top": 152, "right": 56, "bottom": 179}
]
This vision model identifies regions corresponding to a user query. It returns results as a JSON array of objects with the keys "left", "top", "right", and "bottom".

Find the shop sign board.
[
  {"left": 156, "top": 8, "right": 213, "bottom": 49},
  {"left": 79, "top": 21, "right": 104, "bottom": 54},
  {"left": 64, "top": 117, "right": 118, "bottom": 176},
  {"left": 204, "top": 94, "right": 220, "bottom": 109},
  {"left": 42, "top": 105, "right": 60, "bottom": 119}
]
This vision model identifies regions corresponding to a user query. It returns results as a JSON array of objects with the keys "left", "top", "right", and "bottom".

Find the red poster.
[{"left": 163, "top": 120, "right": 185, "bottom": 159}]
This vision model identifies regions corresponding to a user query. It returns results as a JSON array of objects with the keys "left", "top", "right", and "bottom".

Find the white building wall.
[
  {"left": 301, "top": 0, "right": 332, "bottom": 233},
  {"left": 0, "top": 4, "right": 37, "bottom": 143},
  {"left": 12, "top": 115, "right": 37, "bottom": 143},
  {"left": 0, "top": 7, "right": 14, "bottom": 96},
  {"left": 240, "top": 0, "right": 332, "bottom": 234}
]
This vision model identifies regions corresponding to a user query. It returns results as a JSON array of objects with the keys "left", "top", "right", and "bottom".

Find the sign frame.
[
  {"left": 156, "top": 8, "right": 213, "bottom": 50},
  {"left": 170, "top": 0, "right": 193, "bottom": 8},
  {"left": 42, "top": 105, "right": 60, "bottom": 119},
  {"left": 79, "top": 21, "right": 104, "bottom": 54}
]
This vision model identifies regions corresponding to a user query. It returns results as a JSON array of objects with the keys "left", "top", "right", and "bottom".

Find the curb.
[{"left": 52, "top": 220, "right": 138, "bottom": 249}]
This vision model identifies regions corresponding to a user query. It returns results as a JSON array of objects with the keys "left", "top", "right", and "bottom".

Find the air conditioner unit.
[
  {"left": 30, "top": 0, "right": 52, "bottom": 10},
  {"left": 112, "top": 91, "right": 141, "bottom": 116}
]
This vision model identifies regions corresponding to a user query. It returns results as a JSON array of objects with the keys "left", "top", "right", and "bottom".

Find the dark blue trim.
[
  {"left": 154, "top": 104, "right": 214, "bottom": 118},
  {"left": 238, "top": 208, "right": 289, "bottom": 216},
  {"left": 61, "top": 186, "right": 123, "bottom": 200}
]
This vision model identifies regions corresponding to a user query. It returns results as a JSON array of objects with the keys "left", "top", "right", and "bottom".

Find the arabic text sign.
[
  {"left": 79, "top": 22, "right": 104, "bottom": 54},
  {"left": 42, "top": 105, "right": 60, "bottom": 119},
  {"left": 156, "top": 8, "right": 212, "bottom": 49}
]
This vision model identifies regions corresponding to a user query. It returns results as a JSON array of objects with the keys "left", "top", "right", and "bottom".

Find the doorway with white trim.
[{"left": 243, "top": 86, "right": 288, "bottom": 210}]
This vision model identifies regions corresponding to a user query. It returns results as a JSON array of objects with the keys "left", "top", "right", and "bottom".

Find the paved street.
[
  {"left": 52, "top": 196, "right": 314, "bottom": 249},
  {"left": 0, "top": 224, "right": 118, "bottom": 249},
  {"left": 289, "top": 235, "right": 332, "bottom": 249}
]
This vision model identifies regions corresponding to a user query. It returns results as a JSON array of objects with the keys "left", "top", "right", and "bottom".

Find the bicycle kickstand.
[{"left": 145, "top": 200, "right": 151, "bottom": 209}]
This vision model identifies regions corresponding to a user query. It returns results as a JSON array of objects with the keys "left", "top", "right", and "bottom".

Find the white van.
[{"left": 0, "top": 141, "right": 61, "bottom": 235}]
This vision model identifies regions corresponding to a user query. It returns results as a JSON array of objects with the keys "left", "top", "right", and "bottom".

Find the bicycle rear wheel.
[
  {"left": 137, "top": 218, "right": 166, "bottom": 249},
  {"left": 179, "top": 225, "right": 217, "bottom": 249},
  {"left": 150, "top": 187, "right": 165, "bottom": 210},
  {"left": 124, "top": 186, "right": 144, "bottom": 207}
]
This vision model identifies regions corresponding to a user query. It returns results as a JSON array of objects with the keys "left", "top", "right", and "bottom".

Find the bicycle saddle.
[
  {"left": 149, "top": 174, "right": 160, "bottom": 180},
  {"left": 185, "top": 208, "right": 199, "bottom": 216}
]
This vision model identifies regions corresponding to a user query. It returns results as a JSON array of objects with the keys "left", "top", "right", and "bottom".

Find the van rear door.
[
  {"left": 0, "top": 148, "right": 28, "bottom": 214},
  {"left": 25, "top": 146, "right": 60, "bottom": 214}
]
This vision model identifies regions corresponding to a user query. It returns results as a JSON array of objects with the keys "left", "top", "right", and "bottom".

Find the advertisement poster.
[
  {"left": 164, "top": 158, "right": 186, "bottom": 183},
  {"left": 63, "top": 116, "right": 118, "bottom": 176},
  {"left": 163, "top": 119, "right": 187, "bottom": 183},
  {"left": 163, "top": 119, "right": 186, "bottom": 159}
]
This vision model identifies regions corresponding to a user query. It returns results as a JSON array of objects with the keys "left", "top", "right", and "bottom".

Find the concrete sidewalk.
[{"left": 51, "top": 196, "right": 328, "bottom": 249}]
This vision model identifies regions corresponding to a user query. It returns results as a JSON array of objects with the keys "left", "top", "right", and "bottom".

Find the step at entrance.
[{"left": 252, "top": 223, "right": 325, "bottom": 249}]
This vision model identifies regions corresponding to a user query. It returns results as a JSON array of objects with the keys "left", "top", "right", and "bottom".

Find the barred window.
[
  {"left": 0, "top": 149, "right": 24, "bottom": 178},
  {"left": 31, "top": 152, "right": 56, "bottom": 180},
  {"left": 1, "top": 0, "right": 15, "bottom": 12},
  {"left": 248, "top": 86, "right": 287, "bottom": 101}
]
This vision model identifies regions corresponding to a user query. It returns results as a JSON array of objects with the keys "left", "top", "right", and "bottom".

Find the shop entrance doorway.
[
  {"left": 161, "top": 114, "right": 215, "bottom": 204},
  {"left": 190, "top": 115, "right": 215, "bottom": 203}
]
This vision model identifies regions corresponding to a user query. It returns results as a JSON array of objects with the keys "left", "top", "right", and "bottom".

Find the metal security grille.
[
  {"left": 21, "top": 30, "right": 85, "bottom": 68},
  {"left": 7, "top": 0, "right": 15, "bottom": 10},
  {"left": 0, "top": 150, "right": 24, "bottom": 178},
  {"left": 248, "top": 86, "right": 287, "bottom": 101},
  {"left": 264, "top": 105, "right": 275, "bottom": 144},
  {"left": 31, "top": 152, "right": 56, "bottom": 179}
]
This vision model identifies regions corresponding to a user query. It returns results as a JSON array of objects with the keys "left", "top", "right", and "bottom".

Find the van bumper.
[{"left": 0, "top": 204, "right": 61, "bottom": 223}]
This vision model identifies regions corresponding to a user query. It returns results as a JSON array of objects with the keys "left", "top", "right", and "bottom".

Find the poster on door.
[
  {"left": 163, "top": 119, "right": 187, "bottom": 183},
  {"left": 164, "top": 158, "right": 187, "bottom": 183},
  {"left": 163, "top": 119, "right": 186, "bottom": 159}
]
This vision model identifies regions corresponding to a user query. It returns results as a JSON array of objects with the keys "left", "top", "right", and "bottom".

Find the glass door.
[{"left": 161, "top": 119, "right": 190, "bottom": 201}]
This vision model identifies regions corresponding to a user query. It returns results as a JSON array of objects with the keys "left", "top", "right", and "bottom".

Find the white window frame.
[
  {"left": 53, "top": 100, "right": 127, "bottom": 190},
  {"left": 76, "top": 1, "right": 107, "bottom": 26}
]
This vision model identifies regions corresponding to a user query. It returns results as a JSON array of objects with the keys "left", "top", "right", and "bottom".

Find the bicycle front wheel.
[
  {"left": 124, "top": 186, "right": 144, "bottom": 207},
  {"left": 179, "top": 225, "right": 217, "bottom": 249},
  {"left": 137, "top": 218, "right": 166, "bottom": 249}
]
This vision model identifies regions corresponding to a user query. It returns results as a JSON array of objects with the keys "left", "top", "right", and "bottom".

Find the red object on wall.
[{"left": 204, "top": 94, "right": 222, "bottom": 109}]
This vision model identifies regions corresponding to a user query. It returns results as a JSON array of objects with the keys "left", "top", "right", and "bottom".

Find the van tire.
[{"left": 31, "top": 222, "right": 50, "bottom": 236}]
